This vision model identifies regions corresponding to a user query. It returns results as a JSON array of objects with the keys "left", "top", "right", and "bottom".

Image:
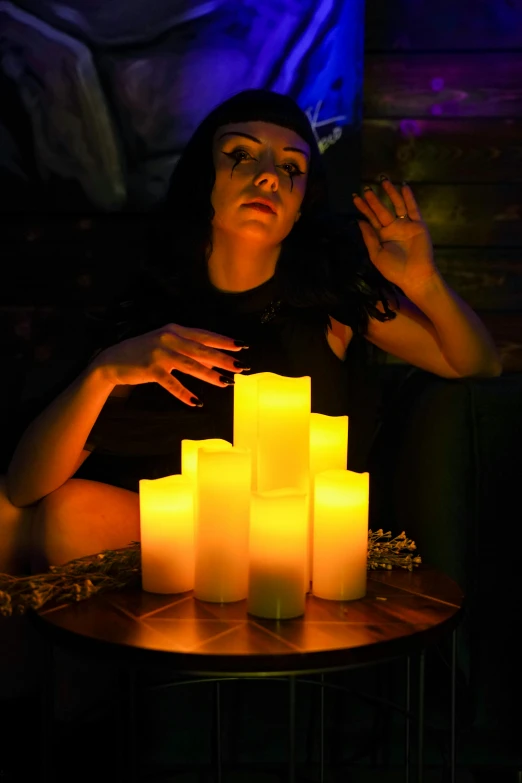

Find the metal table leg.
[
  {"left": 417, "top": 651, "right": 426, "bottom": 783},
  {"left": 121, "top": 664, "right": 138, "bottom": 783},
  {"left": 213, "top": 680, "right": 223, "bottom": 783},
  {"left": 40, "top": 636, "right": 54, "bottom": 782},
  {"left": 320, "top": 673, "right": 325, "bottom": 783},
  {"left": 405, "top": 655, "right": 411, "bottom": 783},
  {"left": 289, "top": 676, "right": 296, "bottom": 783},
  {"left": 450, "top": 629, "right": 457, "bottom": 783}
]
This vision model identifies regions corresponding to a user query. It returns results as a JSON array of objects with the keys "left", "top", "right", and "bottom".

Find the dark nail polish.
[
  {"left": 219, "top": 375, "right": 235, "bottom": 385},
  {"left": 233, "top": 361, "right": 251, "bottom": 370},
  {"left": 352, "top": 192, "right": 359, "bottom": 199},
  {"left": 190, "top": 397, "right": 204, "bottom": 407},
  {"left": 234, "top": 340, "right": 250, "bottom": 348},
  {"left": 363, "top": 185, "right": 373, "bottom": 192},
  {"left": 379, "top": 174, "right": 389, "bottom": 182}
]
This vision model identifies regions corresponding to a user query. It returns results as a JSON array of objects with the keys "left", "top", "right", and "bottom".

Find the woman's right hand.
[{"left": 91, "top": 323, "right": 250, "bottom": 406}]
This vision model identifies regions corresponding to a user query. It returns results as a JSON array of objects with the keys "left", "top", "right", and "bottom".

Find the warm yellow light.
[
  {"left": 234, "top": 372, "right": 310, "bottom": 492},
  {"left": 194, "top": 447, "right": 251, "bottom": 603},
  {"left": 307, "top": 413, "right": 349, "bottom": 590},
  {"left": 248, "top": 489, "right": 308, "bottom": 619},
  {"left": 139, "top": 474, "right": 194, "bottom": 594},
  {"left": 312, "top": 469, "right": 369, "bottom": 601},
  {"left": 181, "top": 438, "right": 232, "bottom": 482}
]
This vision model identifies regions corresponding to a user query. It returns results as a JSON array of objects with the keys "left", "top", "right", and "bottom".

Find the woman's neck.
[{"left": 207, "top": 232, "right": 281, "bottom": 292}]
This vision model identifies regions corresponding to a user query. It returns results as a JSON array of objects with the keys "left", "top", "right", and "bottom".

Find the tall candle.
[
  {"left": 181, "top": 438, "right": 232, "bottom": 482},
  {"left": 233, "top": 373, "right": 260, "bottom": 489},
  {"left": 307, "top": 414, "right": 349, "bottom": 589},
  {"left": 194, "top": 447, "right": 251, "bottom": 603},
  {"left": 139, "top": 475, "right": 194, "bottom": 594},
  {"left": 248, "top": 489, "right": 308, "bottom": 620},
  {"left": 234, "top": 372, "right": 310, "bottom": 492},
  {"left": 312, "top": 469, "right": 369, "bottom": 601}
]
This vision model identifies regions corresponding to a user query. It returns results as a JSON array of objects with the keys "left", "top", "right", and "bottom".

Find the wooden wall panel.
[
  {"left": 431, "top": 249, "right": 522, "bottom": 311},
  {"left": 359, "top": 183, "right": 522, "bottom": 247},
  {"left": 364, "top": 53, "right": 522, "bottom": 118},
  {"left": 363, "top": 0, "right": 522, "bottom": 372},
  {"left": 365, "top": 0, "right": 522, "bottom": 51},
  {"left": 361, "top": 119, "right": 522, "bottom": 183}
]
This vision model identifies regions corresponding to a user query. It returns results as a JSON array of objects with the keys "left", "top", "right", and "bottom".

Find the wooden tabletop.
[{"left": 33, "top": 566, "right": 463, "bottom": 676}]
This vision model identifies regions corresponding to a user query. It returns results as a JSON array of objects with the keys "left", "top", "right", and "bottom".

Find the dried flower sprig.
[
  {"left": 0, "top": 530, "right": 421, "bottom": 617},
  {"left": 0, "top": 543, "right": 141, "bottom": 617},
  {"left": 368, "top": 528, "right": 422, "bottom": 571}
]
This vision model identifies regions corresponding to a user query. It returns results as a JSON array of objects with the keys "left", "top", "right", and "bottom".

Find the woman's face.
[{"left": 211, "top": 120, "right": 310, "bottom": 245}]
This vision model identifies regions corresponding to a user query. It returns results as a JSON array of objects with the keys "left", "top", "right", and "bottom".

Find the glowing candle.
[
  {"left": 234, "top": 372, "right": 310, "bottom": 492},
  {"left": 307, "top": 414, "right": 349, "bottom": 590},
  {"left": 194, "top": 447, "right": 251, "bottom": 603},
  {"left": 312, "top": 470, "right": 369, "bottom": 601},
  {"left": 181, "top": 438, "right": 232, "bottom": 482},
  {"left": 233, "top": 373, "right": 260, "bottom": 489},
  {"left": 139, "top": 475, "right": 194, "bottom": 594},
  {"left": 248, "top": 489, "right": 308, "bottom": 619}
]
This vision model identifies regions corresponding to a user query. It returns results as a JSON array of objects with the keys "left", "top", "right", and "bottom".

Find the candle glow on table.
[
  {"left": 248, "top": 489, "right": 308, "bottom": 619},
  {"left": 312, "top": 469, "right": 369, "bottom": 601},
  {"left": 194, "top": 447, "right": 251, "bottom": 603},
  {"left": 234, "top": 372, "right": 310, "bottom": 493},
  {"left": 139, "top": 475, "right": 194, "bottom": 594},
  {"left": 307, "top": 414, "right": 349, "bottom": 589}
]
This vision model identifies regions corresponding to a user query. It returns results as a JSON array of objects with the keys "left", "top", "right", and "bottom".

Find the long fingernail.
[
  {"left": 233, "top": 361, "right": 251, "bottom": 370},
  {"left": 363, "top": 185, "right": 373, "bottom": 192},
  {"left": 190, "top": 397, "right": 204, "bottom": 407},
  {"left": 219, "top": 375, "right": 234, "bottom": 385},
  {"left": 234, "top": 340, "right": 250, "bottom": 348},
  {"left": 379, "top": 174, "right": 389, "bottom": 182}
]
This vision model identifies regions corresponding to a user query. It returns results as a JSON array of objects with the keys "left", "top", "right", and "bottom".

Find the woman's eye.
[
  {"left": 279, "top": 162, "right": 304, "bottom": 176},
  {"left": 224, "top": 149, "right": 253, "bottom": 163}
]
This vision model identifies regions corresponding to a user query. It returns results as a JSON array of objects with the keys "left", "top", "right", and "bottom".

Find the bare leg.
[
  {"left": 30, "top": 478, "right": 140, "bottom": 573},
  {"left": 0, "top": 476, "right": 35, "bottom": 575}
]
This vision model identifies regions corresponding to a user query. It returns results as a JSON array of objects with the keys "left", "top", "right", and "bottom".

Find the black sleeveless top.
[{"left": 75, "top": 268, "right": 379, "bottom": 492}]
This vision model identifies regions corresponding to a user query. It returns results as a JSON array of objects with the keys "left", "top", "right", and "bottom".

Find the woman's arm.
[
  {"left": 7, "top": 364, "right": 115, "bottom": 508},
  {"left": 7, "top": 321, "right": 248, "bottom": 508},
  {"left": 365, "top": 285, "right": 502, "bottom": 379}
]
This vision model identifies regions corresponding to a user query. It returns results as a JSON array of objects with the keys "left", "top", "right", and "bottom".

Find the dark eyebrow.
[{"left": 217, "top": 131, "right": 310, "bottom": 160}]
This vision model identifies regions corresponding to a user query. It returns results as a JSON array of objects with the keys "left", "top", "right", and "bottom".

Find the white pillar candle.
[
  {"left": 307, "top": 414, "right": 349, "bottom": 590},
  {"left": 233, "top": 373, "right": 260, "bottom": 489},
  {"left": 139, "top": 475, "right": 194, "bottom": 594},
  {"left": 234, "top": 372, "right": 310, "bottom": 493},
  {"left": 257, "top": 373, "right": 310, "bottom": 493},
  {"left": 312, "top": 469, "right": 369, "bottom": 601},
  {"left": 248, "top": 489, "right": 308, "bottom": 620},
  {"left": 194, "top": 447, "right": 251, "bottom": 603},
  {"left": 181, "top": 438, "right": 232, "bottom": 482}
]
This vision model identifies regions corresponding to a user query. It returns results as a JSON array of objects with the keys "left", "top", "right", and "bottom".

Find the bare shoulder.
[{"left": 327, "top": 315, "right": 354, "bottom": 361}]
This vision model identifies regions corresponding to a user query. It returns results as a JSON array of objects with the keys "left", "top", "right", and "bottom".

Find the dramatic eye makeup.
[
  {"left": 218, "top": 131, "right": 308, "bottom": 190},
  {"left": 222, "top": 148, "right": 305, "bottom": 178}
]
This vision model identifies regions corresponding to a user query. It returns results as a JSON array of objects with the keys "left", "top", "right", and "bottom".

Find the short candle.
[
  {"left": 139, "top": 474, "right": 194, "bottom": 594},
  {"left": 248, "top": 489, "right": 308, "bottom": 620},
  {"left": 194, "top": 446, "right": 251, "bottom": 603},
  {"left": 312, "top": 469, "right": 369, "bottom": 601}
]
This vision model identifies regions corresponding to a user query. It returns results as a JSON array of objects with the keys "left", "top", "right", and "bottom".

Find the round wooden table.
[{"left": 33, "top": 565, "right": 464, "bottom": 783}]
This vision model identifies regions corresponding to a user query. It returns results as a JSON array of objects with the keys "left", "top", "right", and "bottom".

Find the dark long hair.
[{"left": 141, "top": 89, "right": 400, "bottom": 336}]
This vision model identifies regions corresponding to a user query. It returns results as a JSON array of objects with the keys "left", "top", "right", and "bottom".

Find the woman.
[{"left": 1, "top": 89, "right": 501, "bottom": 575}]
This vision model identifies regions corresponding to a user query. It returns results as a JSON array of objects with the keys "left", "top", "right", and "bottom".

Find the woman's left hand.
[{"left": 352, "top": 178, "right": 439, "bottom": 294}]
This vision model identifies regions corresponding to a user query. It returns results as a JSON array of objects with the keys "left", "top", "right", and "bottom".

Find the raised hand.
[
  {"left": 352, "top": 177, "right": 440, "bottom": 294},
  {"left": 91, "top": 324, "right": 250, "bottom": 407}
]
